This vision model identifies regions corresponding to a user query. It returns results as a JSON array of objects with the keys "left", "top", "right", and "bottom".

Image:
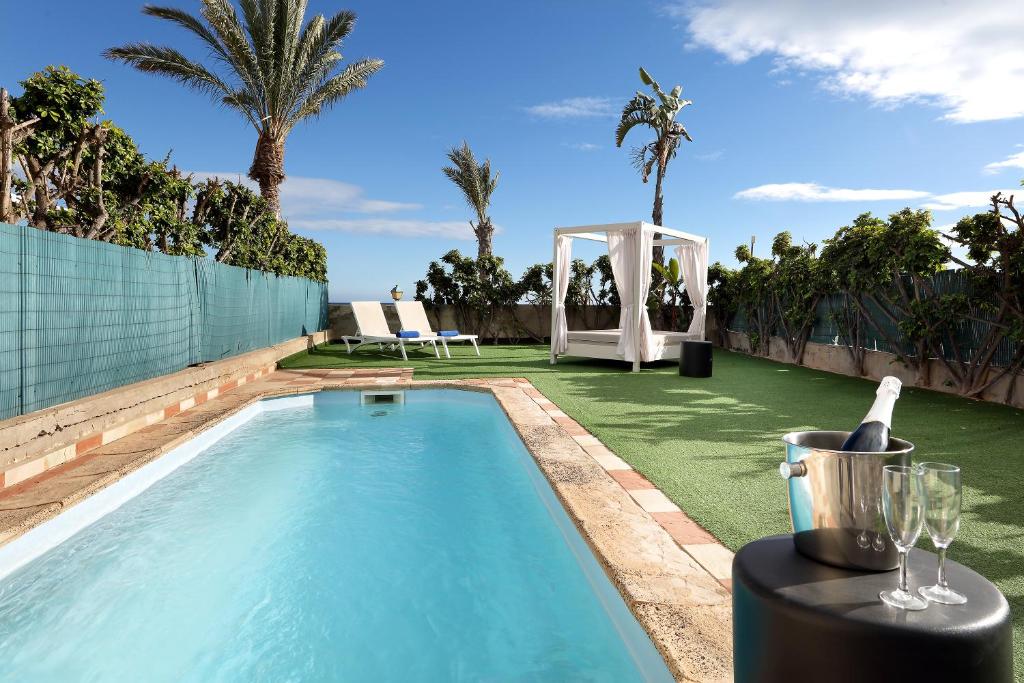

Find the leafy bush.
[
  {"left": 707, "top": 261, "right": 739, "bottom": 347},
  {"left": 416, "top": 252, "right": 623, "bottom": 340},
  {"left": 5, "top": 65, "right": 327, "bottom": 281},
  {"left": 730, "top": 198, "right": 1024, "bottom": 401},
  {"left": 415, "top": 250, "right": 522, "bottom": 340}
]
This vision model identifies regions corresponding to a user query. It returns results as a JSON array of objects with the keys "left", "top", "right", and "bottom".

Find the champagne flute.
[
  {"left": 918, "top": 462, "right": 968, "bottom": 605},
  {"left": 880, "top": 464, "right": 928, "bottom": 610}
]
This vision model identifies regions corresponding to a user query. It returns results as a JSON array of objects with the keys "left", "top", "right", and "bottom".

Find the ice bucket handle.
[{"left": 779, "top": 461, "right": 807, "bottom": 479}]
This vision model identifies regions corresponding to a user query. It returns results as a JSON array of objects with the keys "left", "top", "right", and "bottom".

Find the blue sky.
[{"left": 3, "top": 0, "right": 1023, "bottom": 301}]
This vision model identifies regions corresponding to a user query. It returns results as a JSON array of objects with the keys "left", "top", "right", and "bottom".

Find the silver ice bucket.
[{"left": 780, "top": 431, "right": 914, "bottom": 571}]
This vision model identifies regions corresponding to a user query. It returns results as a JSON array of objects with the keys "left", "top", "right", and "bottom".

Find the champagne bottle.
[{"left": 840, "top": 376, "right": 902, "bottom": 452}]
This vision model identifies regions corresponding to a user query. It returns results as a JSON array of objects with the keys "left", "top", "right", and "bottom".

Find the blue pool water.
[{"left": 0, "top": 390, "right": 672, "bottom": 682}]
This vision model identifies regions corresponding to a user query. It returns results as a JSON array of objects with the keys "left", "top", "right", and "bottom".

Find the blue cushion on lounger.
[
  {"left": 396, "top": 330, "right": 420, "bottom": 338},
  {"left": 438, "top": 330, "right": 460, "bottom": 337}
]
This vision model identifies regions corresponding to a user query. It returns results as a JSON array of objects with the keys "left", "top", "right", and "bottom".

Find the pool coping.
[{"left": 0, "top": 368, "right": 733, "bottom": 682}]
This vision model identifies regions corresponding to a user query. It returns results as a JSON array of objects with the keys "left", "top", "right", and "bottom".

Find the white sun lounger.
[
  {"left": 395, "top": 301, "right": 480, "bottom": 359},
  {"left": 341, "top": 301, "right": 439, "bottom": 361}
]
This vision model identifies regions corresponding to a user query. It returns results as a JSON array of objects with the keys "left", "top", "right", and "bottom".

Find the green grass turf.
[{"left": 282, "top": 343, "right": 1024, "bottom": 671}]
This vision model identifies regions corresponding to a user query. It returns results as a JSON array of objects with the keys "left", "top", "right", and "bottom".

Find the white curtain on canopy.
[
  {"left": 676, "top": 240, "right": 709, "bottom": 338},
  {"left": 552, "top": 235, "right": 572, "bottom": 354},
  {"left": 608, "top": 225, "right": 656, "bottom": 362}
]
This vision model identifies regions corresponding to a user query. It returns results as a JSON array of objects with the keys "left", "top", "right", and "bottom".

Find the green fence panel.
[
  {"left": 0, "top": 228, "right": 23, "bottom": 419},
  {"left": 196, "top": 259, "right": 327, "bottom": 362},
  {"left": 0, "top": 224, "right": 327, "bottom": 421},
  {"left": 199, "top": 260, "right": 266, "bottom": 360},
  {"left": 4, "top": 225, "right": 199, "bottom": 417}
]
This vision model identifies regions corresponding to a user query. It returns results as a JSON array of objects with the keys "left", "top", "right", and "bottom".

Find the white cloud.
[
  {"left": 983, "top": 148, "right": 1024, "bottom": 175},
  {"left": 694, "top": 149, "right": 724, "bottom": 161},
  {"left": 734, "top": 181, "right": 1018, "bottom": 212},
  {"left": 920, "top": 190, "right": 1016, "bottom": 212},
  {"left": 278, "top": 178, "right": 420, "bottom": 215},
  {"left": 672, "top": 0, "right": 1024, "bottom": 123},
  {"left": 190, "top": 171, "right": 420, "bottom": 217},
  {"left": 290, "top": 218, "right": 477, "bottom": 240},
  {"left": 734, "top": 182, "right": 929, "bottom": 202},
  {"left": 563, "top": 142, "right": 601, "bottom": 151},
  {"left": 526, "top": 97, "right": 615, "bottom": 119},
  {"left": 187, "top": 171, "right": 482, "bottom": 239}
]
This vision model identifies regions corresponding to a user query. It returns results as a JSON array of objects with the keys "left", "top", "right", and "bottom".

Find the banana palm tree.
[
  {"left": 105, "top": 0, "right": 383, "bottom": 217},
  {"left": 615, "top": 67, "right": 692, "bottom": 263},
  {"left": 442, "top": 141, "right": 500, "bottom": 261}
]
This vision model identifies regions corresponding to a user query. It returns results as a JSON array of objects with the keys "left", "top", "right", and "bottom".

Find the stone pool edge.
[{"left": 0, "top": 368, "right": 733, "bottom": 683}]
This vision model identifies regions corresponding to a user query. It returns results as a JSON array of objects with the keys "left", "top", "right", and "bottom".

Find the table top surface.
[{"left": 734, "top": 535, "right": 1010, "bottom": 635}]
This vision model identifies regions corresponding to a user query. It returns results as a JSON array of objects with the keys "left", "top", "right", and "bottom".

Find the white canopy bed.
[{"left": 550, "top": 221, "right": 709, "bottom": 372}]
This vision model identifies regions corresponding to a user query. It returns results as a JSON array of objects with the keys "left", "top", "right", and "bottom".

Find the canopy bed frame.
[{"left": 550, "top": 221, "right": 709, "bottom": 372}]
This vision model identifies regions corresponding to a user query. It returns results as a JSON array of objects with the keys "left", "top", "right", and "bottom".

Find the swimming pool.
[{"left": 0, "top": 389, "right": 672, "bottom": 682}]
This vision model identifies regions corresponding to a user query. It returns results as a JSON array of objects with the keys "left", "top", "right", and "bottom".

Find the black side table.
[
  {"left": 680, "top": 340, "right": 713, "bottom": 377},
  {"left": 733, "top": 535, "right": 1013, "bottom": 683}
]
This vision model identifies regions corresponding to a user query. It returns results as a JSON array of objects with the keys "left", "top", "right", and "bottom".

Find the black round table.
[{"left": 732, "top": 535, "right": 1013, "bottom": 683}]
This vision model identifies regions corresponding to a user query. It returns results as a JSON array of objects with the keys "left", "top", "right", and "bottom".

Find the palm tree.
[
  {"left": 105, "top": 0, "right": 383, "bottom": 217},
  {"left": 615, "top": 67, "right": 692, "bottom": 263},
  {"left": 653, "top": 257, "right": 686, "bottom": 331},
  {"left": 442, "top": 141, "right": 500, "bottom": 261}
]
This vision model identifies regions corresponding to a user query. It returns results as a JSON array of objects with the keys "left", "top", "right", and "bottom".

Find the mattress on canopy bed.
[{"left": 564, "top": 328, "right": 702, "bottom": 361}]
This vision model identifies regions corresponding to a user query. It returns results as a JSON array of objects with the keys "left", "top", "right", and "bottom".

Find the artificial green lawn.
[{"left": 282, "top": 343, "right": 1024, "bottom": 672}]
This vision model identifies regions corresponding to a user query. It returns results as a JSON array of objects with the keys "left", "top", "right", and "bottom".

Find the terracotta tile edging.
[
  {"left": 0, "top": 364, "right": 280, "bottom": 489},
  {"left": 0, "top": 369, "right": 733, "bottom": 682},
  {"left": 0, "top": 368, "right": 419, "bottom": 510},
  {"left": 1, "top": 331, "right": 330, "bottom": 482},
  {"left": 502, "top": 378, "right": 736, "bottom": 592}
]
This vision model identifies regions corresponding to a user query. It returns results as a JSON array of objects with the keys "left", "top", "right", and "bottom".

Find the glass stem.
[
  {"left": 898, "top": 550, "right": 908, "bottom": 593},
  {"left": 937, "top": 547, "right": 947, "bottom": 588}
]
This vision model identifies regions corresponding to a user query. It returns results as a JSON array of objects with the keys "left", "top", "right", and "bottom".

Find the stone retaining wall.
[
  {"left": 723, "top": 330, "right": 1024, "bottom": 409},
  {"left": 0, "top": 331, "right": 329, "bottom": 488},
  {"left": 328, "top": 303, "right": 618, "bottom": 341}
]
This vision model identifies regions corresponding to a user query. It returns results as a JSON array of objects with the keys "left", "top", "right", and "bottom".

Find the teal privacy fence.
[
  {"left": 727, "top": 269, "right": 1020, "bottom": 367},
  {"left": 0, "top": 224, "right": 328, "bottom": 420}
]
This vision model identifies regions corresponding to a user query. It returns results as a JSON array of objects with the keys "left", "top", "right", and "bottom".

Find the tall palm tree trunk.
[
  {"left": 474, "top": 220, "right": 495, "bottom": 281},
  {"left": 650, "top": 160, "right": 669, "bottom": 327},
  {"left": 651, "top": 162, "right": 666, "bottom": 265},
  {"left": 249, "top": 132, "right": 286, "bottom": 217},
  {"left": 476, "top": 221, "right": 494, "bottom": 260}
]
